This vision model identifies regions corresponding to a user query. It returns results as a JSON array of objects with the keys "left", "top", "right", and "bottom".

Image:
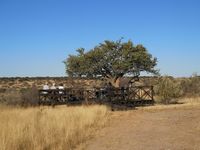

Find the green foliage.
[
  {"left": 155, "top": 76, "right": 183, "bottom": 104},
  {"left": 64, "top": 39, "right": 158, "bottom": 87}
]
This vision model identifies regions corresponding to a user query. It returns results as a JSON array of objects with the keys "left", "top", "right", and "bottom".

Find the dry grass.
[
  {"left": 138, "top": 97, "right": 200, "bottom": 111},
  {"left": 0, "top": 105, "right": 108, "bottom": 150},
  {"left": 179, "top": 97, "right": 200, "bottom": 104}
]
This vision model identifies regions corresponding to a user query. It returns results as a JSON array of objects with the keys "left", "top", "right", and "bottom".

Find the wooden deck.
[{"left": 38, "top": 86, "right": 154, "bottom": 106}]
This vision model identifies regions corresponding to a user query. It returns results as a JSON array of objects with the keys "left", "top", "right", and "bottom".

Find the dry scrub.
[
  {"left": 137, "top": 97, "right": 200, "bottom": 111},
  {"left": 0, "top": 105, "right": 108, "bottom": 150}
]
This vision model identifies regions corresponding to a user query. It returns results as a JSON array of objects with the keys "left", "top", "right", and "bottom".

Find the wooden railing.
[{"left": 38, "top": 86, "right": 154, "bottom": 105}]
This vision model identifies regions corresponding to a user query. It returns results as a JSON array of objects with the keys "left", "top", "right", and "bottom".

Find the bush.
[
  {"left": 180, "top": 74, "right": 200, "bottom": 97},
  {"left": 155, "top": 76, "right": 183, "bottom": 104},
  {"left": 21, "top": 86, "right": 39, "bottom": 106},
  {"left": 0, "top": 87, "right": 39, "bottom": 106},
  {"left": 0, "top": 89, "right": 22, "bottom": 105}
]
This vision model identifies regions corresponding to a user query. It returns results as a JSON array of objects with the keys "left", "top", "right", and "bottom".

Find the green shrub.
[{"left": 155, "top": 76, "right": 183, "bottom": 104}]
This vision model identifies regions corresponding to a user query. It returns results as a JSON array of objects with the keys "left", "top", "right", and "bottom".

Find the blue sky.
[{"left": 0, "top": 0, "right": 200, "bottom": 77}]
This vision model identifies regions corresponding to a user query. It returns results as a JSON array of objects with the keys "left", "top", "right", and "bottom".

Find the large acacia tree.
[{"left": 64, "top": 39, "right": 158, "bottom": 87}]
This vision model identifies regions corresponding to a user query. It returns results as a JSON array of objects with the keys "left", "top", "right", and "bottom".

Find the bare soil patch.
[{"left": 84, "top": 104, "right": 200, "bottom": 150}]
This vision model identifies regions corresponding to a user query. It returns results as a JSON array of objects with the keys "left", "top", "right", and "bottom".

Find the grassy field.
[
  {"left": 0, "top": 105, "right": 108, "bottom": 150},
  {"left": 0, "top": 95, "right": 199, "bottom": 150}
]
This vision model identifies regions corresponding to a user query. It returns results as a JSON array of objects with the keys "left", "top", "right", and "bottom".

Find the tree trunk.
[
  {"left": 106, "top": 76, "right": 139, "bottom": 88},
  {"left": 108, "top": 77, "right": 121, "bottom": 88}
]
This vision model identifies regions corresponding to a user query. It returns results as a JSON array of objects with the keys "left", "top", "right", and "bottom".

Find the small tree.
[
  {"left": 65, "top": 39, "right": 158, "bottom": 87},
  {"left": 155, "top": 76, "right": 183, "bottom": 104}
]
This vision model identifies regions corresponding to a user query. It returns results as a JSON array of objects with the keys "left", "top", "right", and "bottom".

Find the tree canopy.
[{"left": 64, "top": 39, "right": 158, "bottom": 87}]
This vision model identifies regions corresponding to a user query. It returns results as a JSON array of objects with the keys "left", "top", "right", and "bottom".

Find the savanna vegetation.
[
  {"left": 0, "top": 39, "right": 200, "bottom": 149},
  {"left": 0, "top": 105, "right": 108, "bottom": 150},
  {"left": 1, "top": 75, "right": 200, "bottom": 106},
  {"left": 154, "top": 74, "right": 200, "bottom": 104}
]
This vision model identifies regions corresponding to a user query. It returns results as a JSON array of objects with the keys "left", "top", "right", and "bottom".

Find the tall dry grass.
[
  {"left": 178, "top": 97, "right": 200, "bottom": 105},
  {"left": 0, "top": 105, "right": 108, "bottom": 150},
  {"left": 137, "top": 97, "right": 200, "bottom": 111}
]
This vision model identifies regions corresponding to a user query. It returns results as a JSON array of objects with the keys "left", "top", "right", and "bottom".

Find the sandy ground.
[{"left": 83, "top": 104, "right": 200, "bottom": 150}]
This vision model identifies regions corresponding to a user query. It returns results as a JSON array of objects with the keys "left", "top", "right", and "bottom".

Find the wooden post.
[{"left": 84, "top": 90, "right": 88, "bottom": 105}]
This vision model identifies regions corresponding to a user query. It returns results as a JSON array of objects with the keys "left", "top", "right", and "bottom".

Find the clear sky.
[{"left": 0, "top": 0, "right": 200, "bottom": 77}]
